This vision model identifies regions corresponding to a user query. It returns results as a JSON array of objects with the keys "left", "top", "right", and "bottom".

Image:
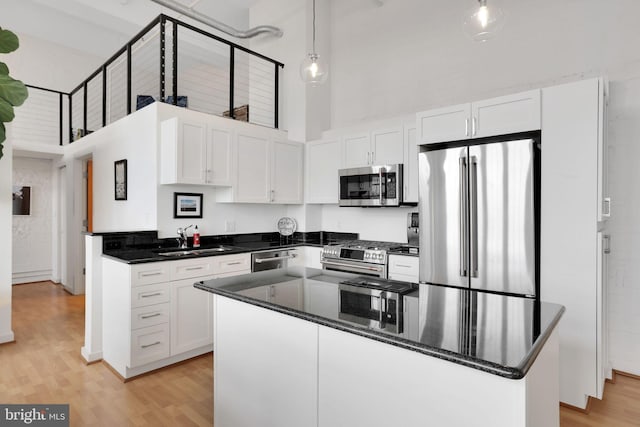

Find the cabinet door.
[
  {"left": 472, "top": 89, "right": 540, "bottom": 138},
  {"left": 171, "top": 278, "right": 213, "bottom": 355},
  {"left": 342, "top": 132, "right": 371, "bottom": 168},
  {"left": 176, "top": 120, "right": 208, "bottom": 184},
  {"left": 207, "top": 125, "right": 233, "bottom": 186},
  {"left": 370, "top": 127, "right": 403, "bottom": 165},
  {"left": 417, "top": 103, "right": 471, "bottom": 144},
  {"left": 306, "top": 139, "right": 341, "bottom": 204},
  {"left": 272, "top": 139, "right": 304, "bottom": 204},
  {"left": 235, "top": 131, "right": 271, "bottom": 203},
  {"left": 270, "top": 279, "right": 304, "bottom": 309},
  {"left": 403, "top": 122, "right": 419, "bottom": 203}
]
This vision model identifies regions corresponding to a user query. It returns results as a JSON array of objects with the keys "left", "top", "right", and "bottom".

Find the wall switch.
[{"left": 225, "top": 220, "right": 236, "bottom": 232}]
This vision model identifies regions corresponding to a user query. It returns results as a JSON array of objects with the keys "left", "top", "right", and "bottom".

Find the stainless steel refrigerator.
[{"left": 418, "top": 135, "right": 539, "bottom": 297}]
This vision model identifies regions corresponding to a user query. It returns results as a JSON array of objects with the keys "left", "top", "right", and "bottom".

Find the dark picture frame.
[
  {"left": 174, "top": 192, "right": 203, "bottom": 218},
  {"left": 114, "top": 159, "right": 127, "bottom": 201},
  {"left": 12, "top": 185, "right": 31, "bottom": 215}
]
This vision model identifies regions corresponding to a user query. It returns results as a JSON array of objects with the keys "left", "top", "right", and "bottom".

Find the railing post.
[
  {"left": 83, "top": 82, "right": 88, "bottom": 136},
  {"left": 102, "top": 65, "right": 107, "bottom": 127},
  {"left": 126, "top": 43, "right": 132, "bottom": 114},
  {"left": 59, "top": 93, "right": 63, "bottom": 146},
  {"left": 69, "top": 95, "right": 73, "bottom": 144},
  {"left": 229, "top": 46, "right": 235, "bottom": 119},
  {"left": 172, "top": 20, "right": 178, "bottom": 105},
  {"left": 274, "top": 64, "right": 279, "bottom": 129},
  {"left": 160, "top": 17, "right": 166, "bottom": 103}
]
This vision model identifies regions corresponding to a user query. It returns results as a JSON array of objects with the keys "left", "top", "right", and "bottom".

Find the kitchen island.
[{"left": 195, "top": 267, "right": 564, "bottom": 427}]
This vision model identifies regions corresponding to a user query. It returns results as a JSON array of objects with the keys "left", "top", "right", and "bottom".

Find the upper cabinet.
[
  {"left": 306, "top": 138, "right": 341, "bottom": 204},
  {"left": 216, "top": 125, "right": 304, "bottom": 204},
  {"left": 160, "top": 117, "right": 232, "bottom": 186},
  {"left": 342, "top": 127, "right": 404, "bottom": 168},
  {"left": 417, "top": 89, "right": 541, "bottom": 144}
]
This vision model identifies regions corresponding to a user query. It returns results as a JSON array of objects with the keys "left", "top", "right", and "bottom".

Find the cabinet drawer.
[
  {"left": 388, "top": 255, "right": 419, "bottom": 278},
  {"left": 388, "top": 272, "right": 419, "bottom": 284},
  {"left": 213, "top": 253, "right": 251, "bottom": 275},
  {"left": 131, "top": 303, "right": 170, "bottom": 330},
  {"left": 130, "top": 263, "right": 170, "bottom": 286},
  {"left": 130, "top": 323, "right": 170, "bottom": 368},
  {"left": 171, "top": 258, "right": 215, "bottom": 280},
  {"left": 131, "top": 282, "right": 170, "bottom": 308}
]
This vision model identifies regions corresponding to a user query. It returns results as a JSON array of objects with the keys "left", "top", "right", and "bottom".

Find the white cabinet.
[
  {"left": 306, "top": 139, "right": 341, "bottom": 204},
  {"left": 388, "top": 254, "right": 419, "bottom": 283},
  {"left": 540, "top": 77, "right": 607, "bottom": 409},
  {"left": 342, "top": 127, "right": 404, "bottom": 168},
  {"left": 217, "top": 127, "right": 304, "bottom": 204},
  {"left": 160, "top": 117, "right": 233, "bottom": 186},
  {"left": 304, "top": 246, "right": 323, "bottom": 269},
  {"left": 402, "top": 120, "right": 419, "bottom": 203},
  {"left": 102, "top": 253, "right": 251, "bottom": 379},
  {"left": 417, "top": 89, "right": 541, "bottom": 144}
]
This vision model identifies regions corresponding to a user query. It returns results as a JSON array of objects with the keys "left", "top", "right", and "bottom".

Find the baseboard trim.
[
  {"left": 613, "top": 369, "right": 640, "bottom": 381},
  {"left": 560, "top": 398, "right": 592, "bottom": 414},
  {"left": 560, "top": 370, "right": 640, "bottom": 414},
  {"left": 80, "top": 346, "right": 103, "bottom": 364},
  {"left": 102, "top": 360, "right": 126, "bottom": 382},
  {"left": 0, "top": 331, "right": 15, "bottom": 345}
]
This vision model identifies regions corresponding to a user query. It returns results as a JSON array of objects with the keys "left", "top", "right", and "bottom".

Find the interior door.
[
  {"left": 468, "top": 139, "right": 536, "bottom": 296},
  {"left": 418, "top": 146, "right": 468, "bottom": 288}
]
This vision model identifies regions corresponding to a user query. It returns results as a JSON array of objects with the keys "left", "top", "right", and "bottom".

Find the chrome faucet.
[{"left": 176, "top": 225, "right": 193, "bottom": 249}]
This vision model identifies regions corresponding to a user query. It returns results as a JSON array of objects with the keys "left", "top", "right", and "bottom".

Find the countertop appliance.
[
  {"left": 339, "top": 164, "right": 403, "bottom": 207},
  {"left": 321, "top": 240, "right": 401, "bottom": 278},
  {"left": 418, "top": 133, "right": 540, "bottom": 297},
  {"left": 251, "top": 248, "right": 298, "bottom": 272},
  {"left": 407, "top": 212, "right": 419, "bottom": 247},
  {"left": 338, "top": 276, "right": 415, "bottom": 334}
]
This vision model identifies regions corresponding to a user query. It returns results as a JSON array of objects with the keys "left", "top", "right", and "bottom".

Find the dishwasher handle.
[{"left": 254, "top": 253, "right": 298, "bottom": 264}]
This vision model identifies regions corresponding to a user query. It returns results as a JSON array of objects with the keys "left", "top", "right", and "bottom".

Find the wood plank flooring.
[
  {"left": 2, "top": 281, "right": 639, "bottom": 426},
  {"left": 0, "top": 282, "right": 213, "bottom": 426}
]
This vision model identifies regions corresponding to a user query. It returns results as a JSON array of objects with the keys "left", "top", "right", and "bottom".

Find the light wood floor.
[
  {"left": 2, "top": 281, "right": 639, "bottom": 426},
  {"left": 1, "top": 281, "right": 213, "bottom": 426}
]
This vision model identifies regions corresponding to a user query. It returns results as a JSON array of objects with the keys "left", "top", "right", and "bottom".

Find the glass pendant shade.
[
  {"left": 300, "top": 53, "right": 328, "bottom": 85},
  {"left": 463, "top": 0, "right": 505, "bottom": 42}
]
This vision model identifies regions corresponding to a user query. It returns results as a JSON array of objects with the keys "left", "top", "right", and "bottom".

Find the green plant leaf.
[
  {"left": 0, "top": 123, "right": 5, "bottom": 149},
  {"left": 0, "top": 62, "right": 8, "bottom": 75},
  {"left": 0, "top": 74, "right": 28, "bottom": 106},
  {"left": 0, "top": 29, "right": 19, "bottom": 54},
  {"left": 0, "top": 97, "right": 14, "bottom": 122}
]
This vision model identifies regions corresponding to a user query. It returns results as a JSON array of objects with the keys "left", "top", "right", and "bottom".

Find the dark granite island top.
[{"left": 195, "top": 267, "right": 564, "bottom": 380}]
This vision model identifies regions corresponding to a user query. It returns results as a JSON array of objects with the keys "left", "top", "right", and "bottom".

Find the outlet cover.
[{"left": 225, "top": 220, "right": 236, "bottom": 232}]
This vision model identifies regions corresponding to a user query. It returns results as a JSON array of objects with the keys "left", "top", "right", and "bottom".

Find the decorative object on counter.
[
  {"left": 463, "top": 0, "right": 505, "bottom": 42},
  {"left": 12, "top": 185, "right": 31, "bottom": 215},
  {"left": 407, "top": 212, "right": 419, "bottom": 247},
  {"left": 193, "top": 225, "right": 201, "bottom": 248},
  {"left": 222, "top": 104, "right": 249, "bottom": 122},
  {"left": 177, "top": 225, "right": 193, "bottom": 249},
  {"left": 166, "top": 95, "right": 188, "bottom": 108},
  {"left": 114, "top": 159, "right": 127, "bottom": 200},
  {"left": 173, "top": 192, "right": 203, "bottom": 218},
  {"left": 300, "top": 0, "right": 328, "bottom": 85},
  {"left": 277, "top": 217, "right": 297, "bottom": 237}
]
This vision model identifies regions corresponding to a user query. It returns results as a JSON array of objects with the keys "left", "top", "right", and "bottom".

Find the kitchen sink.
[{"left": 156, "top": 246, "right": 240, "bottom": 257}]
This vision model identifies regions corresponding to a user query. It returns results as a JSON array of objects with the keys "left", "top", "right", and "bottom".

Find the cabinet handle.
[
  {"left": 141, "top": 312, "right": 162, "bottom": 319},
  {"left": 372, "top": 151, "right": 376, "bottom": 164},
  {"left": 141, "top": 341, "right": 161, "bottom": 349},
  {"left": 367, "top": 152, "right": 371, "bottom": 165},
  {"left": 185, "top": 266, "right": 204, "bottom": 271},
  {"left": 141, "top": 292, "right": 162, "bottom": 298},
  {"left": 226, "top": 261, "right": 242, "bottom": 266},
  {"left": 465, "top": 119, "right": 469, "bottom": 137},
  {"left": 396, "top": 264, "right": 412, "bottom": 268},
  {"left": 140, "top": 271, "right": 162, "bottom": 277},
  {"left": 271, "top": 189, "right": 275, "bottom": 202},
  {"left": 604, "top": 235, "right": 611, "bottom": 254},
  {"left": 472, "top": 117, "right": 477, "bottom": 136},
  {"left": 603, "top": 197, "right": 611, "bottom": 217},
  {"left": 206, "top": 169, "right": 212, "bottom": 184}
]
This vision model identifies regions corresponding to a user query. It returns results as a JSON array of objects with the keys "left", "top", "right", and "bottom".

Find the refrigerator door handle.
[
  {"left": 459, "top": 157, "right": 468, "bottom": 277},
  {"left": 470, "top": 156, "right": 479, "bottom": 278}
]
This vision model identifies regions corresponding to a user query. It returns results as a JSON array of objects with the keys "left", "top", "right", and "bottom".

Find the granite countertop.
[
  {"left": 101, "top": 231, "right": 357, "bottom": 264},
  {"left": 195, "top": 268, "right": 564, "bottom": 379}
]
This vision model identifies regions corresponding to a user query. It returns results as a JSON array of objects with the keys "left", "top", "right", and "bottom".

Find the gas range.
[{"left": 320, "top": 240, "right": 402, "bottom": 278}]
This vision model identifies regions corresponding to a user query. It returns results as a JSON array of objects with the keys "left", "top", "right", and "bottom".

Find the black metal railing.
[
  {"left": 10, "top": 85, "right": 70, "bottom": 146},
  {"left": 29, "top": 13, "right": 285, "bottom": 145}
]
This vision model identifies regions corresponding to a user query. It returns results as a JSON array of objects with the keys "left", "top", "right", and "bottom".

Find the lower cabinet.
[
  {"left": 103, "top": 253, "right": 251, "bottom": 379},
  {"left": 388, "top": 254, "right": 419, "bottom": 283}
]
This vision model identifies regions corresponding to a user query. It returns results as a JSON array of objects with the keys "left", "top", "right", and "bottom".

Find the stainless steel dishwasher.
[{"left": 251, "top": 248, "right": 299, "bottom": 272}]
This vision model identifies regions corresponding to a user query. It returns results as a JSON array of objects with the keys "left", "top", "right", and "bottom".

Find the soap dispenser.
[{"left": 193, "top": 225, "right": 201, "bottom": 248}]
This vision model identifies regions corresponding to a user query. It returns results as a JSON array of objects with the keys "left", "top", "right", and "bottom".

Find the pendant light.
[
  {"left": 463, "top": 0, "right": 505, "bottom": 42},
  {"left": 300, "top": 0, "right": 328, "bottom": 85}
]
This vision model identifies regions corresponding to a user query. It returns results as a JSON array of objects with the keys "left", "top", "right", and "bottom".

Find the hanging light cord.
[{"left": 312, "top": 0, "right": 317, "bottom": 54}]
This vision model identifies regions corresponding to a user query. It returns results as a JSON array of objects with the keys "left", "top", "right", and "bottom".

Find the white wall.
[
  {"left": 0, "top": 140, "right": 14, "bottom": 343},
  {"left": 12, "top": 157, "right": 54, "bottom": 284}
]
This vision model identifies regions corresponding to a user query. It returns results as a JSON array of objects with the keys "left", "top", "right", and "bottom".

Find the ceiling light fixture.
[
  {"left": 463, "top": 0, "right": 505, "bottom": 42},
  {"left": 300, "top": 0, "right": 328, "bottom": 85}
]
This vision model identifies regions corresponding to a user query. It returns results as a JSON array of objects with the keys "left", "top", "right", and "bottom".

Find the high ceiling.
[{"left": 4, "top": 0, "right": 259, "bottom": 57}]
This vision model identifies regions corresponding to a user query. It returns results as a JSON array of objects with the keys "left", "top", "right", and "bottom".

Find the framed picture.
[
  {"left": 12, "top": 185, "right": 31, "bottom": 215},
  {"left": 114, "top": 159, "right": 127, "bottom": 201},
  {"left": 174, "top": 192, "right": 203, "bottom": 218}
]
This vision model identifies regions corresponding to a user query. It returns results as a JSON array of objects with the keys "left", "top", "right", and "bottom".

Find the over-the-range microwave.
[{"left": 339, "top": 164, "right": 403, "bottom": 207}]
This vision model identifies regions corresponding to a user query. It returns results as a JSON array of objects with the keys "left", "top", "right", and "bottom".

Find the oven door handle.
[
  {"left": 321, "top": 260, "right": 384, "bottom": 272},
  {"left": 254, "top": 254, "right": 297, "bottom": 263}
]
